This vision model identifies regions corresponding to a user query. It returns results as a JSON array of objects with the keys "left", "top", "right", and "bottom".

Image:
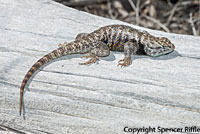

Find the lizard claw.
[
  {"left": 81, "top": 53, "right": 93, "bottom": 59},
  {"left": 79, "top": 56, "right": 99, "bottom": 65},
  {"left": 117, "top": 57, "right": 132, "bottom": 67},
  {"left": 81, "top": 55, "right": 90, "bottom": 59},
  {"left": 118, "top": 59, "right": 125, "bottom": 63}
]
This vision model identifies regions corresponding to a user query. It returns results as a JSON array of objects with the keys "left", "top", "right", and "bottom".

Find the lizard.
[{"left": 19, "top": 24, "right": 175, "bottom": 115}]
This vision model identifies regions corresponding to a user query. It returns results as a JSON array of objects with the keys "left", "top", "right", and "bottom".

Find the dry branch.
[
  {"left": 142, "top": 14, "right": 170, "bottom": 32},
  {"left": 165, "top": 0, "right": 181, "bottom": 26},
  {"left": 189, "top": 13, "right": 197, "bottom": 36},
  {"left": 128, "top": 0, "right": 140, "bottom": 25}
]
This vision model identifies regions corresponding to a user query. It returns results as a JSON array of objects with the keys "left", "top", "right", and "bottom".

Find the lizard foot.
[
  {"left": 79, "top": 55, "right": 99, "bottom": 65},
  {"left": 117, "top": 57, "right": 132, "bottom": 67}
]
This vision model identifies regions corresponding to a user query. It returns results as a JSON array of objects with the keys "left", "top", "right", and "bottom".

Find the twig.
[
  {"left": 128, "top": 0, "right": 136, "bottom": 12},
  {"left": 166, "top": 0, "right": 173, "bottom": 7},
  {"left": 193, "top": 18, "right": 200, "bottom": 23},
  {"left": 188, "top": 13, "right": 197, "bottom": 36},
  {"left": 128, "top": 0, "right": 140, "bottom": 25},
  {"left": 141, "top": 14, "right": 170, "bottom": 33},
  {"left": 107, "top": 0, "right": 116, "bottom": 19},
  {"left": 84, "top": 6, "right": 90, "bottom": 13},
  {"left": 140, "top": 0, "right": 150, "bottom": 10},
  {"left": 179, "top": 1, "right": 196, "bottom": 6},
  {"left": 136, "top": 0, "right": 140, "bottom": 25},
  {"left": 163, "top": 6, "right": 183, "bottom": 17},
  {"left": 165, "top": 0, "right": 181, "bottom": 26},
  {"left": 198, "top": 0, "right": 200, "bottom": 35}
]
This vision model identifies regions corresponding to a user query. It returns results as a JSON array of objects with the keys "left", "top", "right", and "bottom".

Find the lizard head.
[
  {"left": 146, "top": 36, "right": 175, "bottom": 50},
  {"left": 140, "top": 33, "right": 175, "bottom": 56},
  {"left": 141, "top": 31, "right": 175, "bottom": 50}
]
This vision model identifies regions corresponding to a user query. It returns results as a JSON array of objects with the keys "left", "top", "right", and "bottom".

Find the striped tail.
[{"left": 19, "top": 43, "right": 77, "bottom": 115}]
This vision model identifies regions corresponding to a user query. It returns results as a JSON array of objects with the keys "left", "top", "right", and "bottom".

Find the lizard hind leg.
[{"left": 79, "top": 42, "right": 110, "bottom": 65}]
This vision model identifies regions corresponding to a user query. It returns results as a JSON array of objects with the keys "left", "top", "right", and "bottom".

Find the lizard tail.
[{"left": 19, "top": 42, "right": 84, "bottom": 115}]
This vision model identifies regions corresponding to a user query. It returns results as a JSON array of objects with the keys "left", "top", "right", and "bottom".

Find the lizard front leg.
[
  {"left": 79, "top": 42, "right": 110, "bottom": 65},
  {"left": 118, "top": 41, "right": 138, "bottom": 67}
]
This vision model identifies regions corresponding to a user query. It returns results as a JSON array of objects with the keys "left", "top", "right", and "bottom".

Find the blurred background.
[{"left": 54, "top": 0, "right": 200, "bottom": 36}]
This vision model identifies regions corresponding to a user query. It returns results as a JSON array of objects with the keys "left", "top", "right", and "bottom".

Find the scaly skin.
[{"left": 19, "top": 25, "right": 175, "bottom": 115}]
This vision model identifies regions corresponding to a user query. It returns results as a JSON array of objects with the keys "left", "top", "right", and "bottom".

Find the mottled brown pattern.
[{"left": 19, "top": 25, "right": 175, "bottom": 116}]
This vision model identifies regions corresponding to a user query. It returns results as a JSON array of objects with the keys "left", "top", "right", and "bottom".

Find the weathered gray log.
[{"left": 0, "top": 0, "right": 200, "bottom": 134}]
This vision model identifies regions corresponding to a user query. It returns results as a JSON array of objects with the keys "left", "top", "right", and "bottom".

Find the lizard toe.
[
  {"left": 79, "top": 56, "right": 99, "bottom": 65},
  {"left": 117, "top": 57, "right": 132, "bottom": 67}
]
